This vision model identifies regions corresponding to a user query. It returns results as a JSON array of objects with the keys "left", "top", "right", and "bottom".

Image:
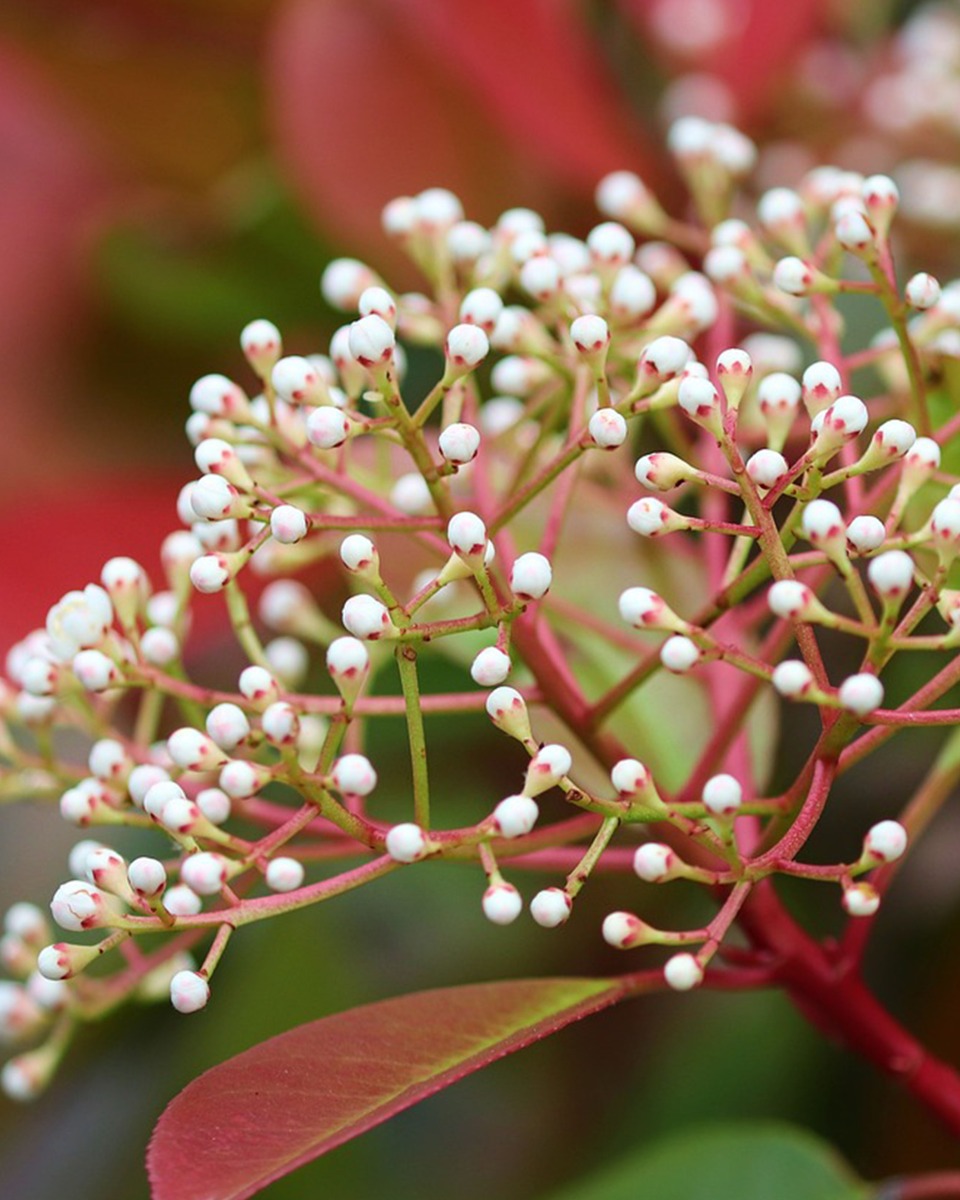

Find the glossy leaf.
[
  {"left": 545, "top": 1121, "right": 867, "bottom": 1200},
  {"left": 148, "top": 975, "right": 645, "bottom": 1200}
]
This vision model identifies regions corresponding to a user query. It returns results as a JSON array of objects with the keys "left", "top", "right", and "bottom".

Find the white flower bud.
[
  {"left": 181, "top": 852, "right": 228, "bottom": 896},
  {"left": 128, "top": 857, "right": 167, "bottom": 899},
  {"left": 588, "top": 409, "right": 627, "bottom": 448},
  {"left": 664, "top": 952, "right": 704, "bottom": 991},
  {"left": 72, "top": 650, "right": 120, "bottom": 693},
  {"left": 189, "top": 374, "right": 248, "bottom": 419},
  {"left": 168, "top": 727, "right": 227, "bottom": 771},
  {"left": 385, "top": 823, "right": 427, "bottom": 863},
  {"left": 930, "top": 498, "right": 960, "bottom": 554},
  {"left": 838, "top": 673, "right": 884, "bottom": 716},
  {"left": 704, "top": 245, "right": 747, "bottom": 284},
  {"left": 382, "top": 196, "right": 416, "bottom": 237},
  {"left": 601, "top": 911, "right": 643, "bottom": 949},
  {"left": 634, "top": 452, "right": 693, "bottom": 491},
  {"left": 627, "top": 497, "right": 688, "bottom": 537},
  {"left": 189, "top": 554, "right": 231, "bottom": 594},
  {"left": 638, "top": 336, "right": 693, "bottom": 381},
  {"left": 811, "top": 395, "right": 868, "bottom": 458},
  {"left": 611, "top": 759, "right": 651, "bottom": 797},
  {"left": 261, "top": 701, "right": 300, "bottom": 746},
  {"left": 758, "top": 373, "right": 802, "bottom": 416},
  {"left": 445, "top": 324, "right": 489, "bottom": 373},
  {"left": 570, "top": 314, "right": 610, "bottom": 356},
  {"left": 265, "top": 637, "right": 309, "bottom": 688},
  {"left": 141, "top": 626, "right": 179, "bottom": 666},
  {"left": 482, "top": 883, "right": 523, "bottom": 926},
  {"left": 618, "top": 587, "right": 685, "bottom": 633},
  {"left": 205, "top": 703, "right": 251, "bottom": 752},
  {"left": 842, "top": 883, "right": 880, "bottom": 917},
  {"left": 190, "top": 474, "right": 247, "bottom": 522},
  {"left": 867, "top": 550, "right": 914, "bottom": 601},
  {"left": 587, "top": 221, "right": 635, "bottom": 267},
  {"left": 835, "top": 210, "right": 875, "bottom": 254},
  {"left": 270, "top": 505, "right": 309, "bottom": 544},
  {"left": 342, "top": 594, "right": 396, "bottom": 640},
  {"left": 50, "top": 881, "right": 112, "bottom": 932},
  {"left": 470, "top": 647, "right": 511, "bottom": 687},
  {"left": 609, "top": 266, "right": 656, "bottom": 321},
  {"left": 238, "top": 665, "right": 279, "bottom": 706},
  {"left": 448, "top": 221, "right": 491, "bottom": 263},
  {"left": 773, "top": 257, "right": 816, "bottom": 296},
  {"left": 746, "top": 449, "right": 789, "bottom": 490},
  {"left": 390, "top": 472, "right": 433, "bottom": 515},
  {"left": 358, "top": 286, "right": 397, "bottom": 328},
  {"left": 846, "top": 515, "right": 886, "bottom": 554},
  {"left": 758, "top": 187, "right": 805, "bottom": 234},
  {"left": 509, "top": 552, "right": 552, "bottom": 600},
  {"left": 862, "top": 820, "right": 907, "bottom": 865},
  {"left": 340, "top": 534, "right": 378, "bottom": 573},
  {"left": 196, "top": 788, "right": 231, "bottom": 825},
  {"left": 632, "top": 843, "right": 676, "bottom": 882},
  {"left": 871, "top": 420, "right": 917, "bottom": 463},
  {"left": 265, "top": 857, "right": 305, "bottom": 892},
  {"left": 595, "top": 171, "right": 654, "bottom": 221},
  {"left": 163, "top": 885, "right": 203, "bottom": 917},
  {"left": 170, "top": 970, "right": 210, "bottom": 1014},
  {"left": 772, "top": 660, "right": 814, "bottom": 698},
  {"left": 485, "top": 687, "right": 532, "bottom": 742},
  {"left": 219, "top": 760, "right": 269, "bottom": 800},
  {"left": 677, "top": 375, "right": 721, "bottom": 424},
  {"left": 530, "top": 888, "right": 572, "bottom": 928},
  {"left": 305, "top": 406, "right": 351, "bottom": 450},
  {"left": 348, "top": 315, "right": 395, "bottom": 368},
  {"left": 660, "top": 635, "right": 700, "bottom": 673},
  {"left": 801, "top": 499, "right": 846, "bottom": 551},
  {"left": 905, "top": 272, "right": 940, "bottom": 310},
  {"left": 767, "top": 581, "right": 821, "bottom": 621},
  {"left": 519, "top": 255, "right": 561, "bottom": 302},
  {"left": 524, "top": 744, "right": 572, "bottom": 797},
  {"left": 447, "top": 511, "right": 487, "bottom": 559},
  {"left": 801, "top": 361, "right": 842, "bottom": 414},
  {"left": 702, "top": 773, "right": 742, "bottom": 816},
  {"left": 240, "top": 318, "right": 281, "bottom": 375},
  {"left": 438, "top": 423, "right": 481, "bottom": 464},
  {"left": 492, "top": 794, "right": 539, "bottom": 838},
  {"left": 321, "top": 258, "right": 376, "bottom": 310},
  {"left": 142, "top": 780, "right": 187, "bottom": 821},
  {"left": 415, "top": 187, "right": 463, "bottom": 230},
  {"left": 331, "top": 753, "right": 377, "bottom": 797}
]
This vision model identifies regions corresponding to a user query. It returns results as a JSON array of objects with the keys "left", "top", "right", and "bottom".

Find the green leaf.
[{"left": 544, "top": 1121, "right": 868, "bottom": 1200}]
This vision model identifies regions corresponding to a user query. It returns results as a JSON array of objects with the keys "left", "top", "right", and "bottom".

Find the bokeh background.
[{"left": 2, "top": 1, "right": 960, "bottom": 1196}]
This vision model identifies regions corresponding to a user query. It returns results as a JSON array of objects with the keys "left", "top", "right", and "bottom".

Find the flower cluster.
[{"left": 2, "top": 116, "right": 960, "bottom": 1104}]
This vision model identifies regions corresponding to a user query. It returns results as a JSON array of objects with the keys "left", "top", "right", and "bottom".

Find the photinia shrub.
[{"left": 3, "top": 116, "right": 960, "bottom": 1196}]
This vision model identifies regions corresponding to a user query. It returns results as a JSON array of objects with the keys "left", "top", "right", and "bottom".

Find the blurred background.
[{"left": 2, "top": 1, "right": 960, "bottom": 1196}]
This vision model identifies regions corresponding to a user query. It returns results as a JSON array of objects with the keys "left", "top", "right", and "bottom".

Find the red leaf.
[{"left": 148, "top": 975, "right": 643, "bottom": 1200}]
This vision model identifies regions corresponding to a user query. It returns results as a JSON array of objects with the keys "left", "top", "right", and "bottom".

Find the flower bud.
[
  {"left": 842, "top": 882, "right": 880, "bottom": 917},
  {"left": 772, "top": 660, "right": 814, "bottom": 698},
  {"left": 459, "top": 288, "right": 502, "bottom": 333},
  {"left": 588, "top": 409, "right": 627, "bottom": 448},
  {"left": 340, "top": 534, "right": 379, "bottom": 575},
  {"left": 50, "top": 881, "right": 115, "bottom": 932},
  {"left": 570, "top": 314, "right": 610, "bottom": 359},
  {"left": 305, "top": 407, "right": 351, "bottom": 450},
  {"left": 810, "top": 395, "right": 868, "bottom": 460},
  {"left": 509, "top": 552, "right": 552, "bottom": 601},
  {"left": 331, "top": 753, "right": 377, "bottom": 797},
  {"left": 492, "top": 794, "right": 539, "bottom": 838},
  {"left": 523, "top": 744, "right": 572, "bottom": 797},
  {"left": 867, "top": 551, "right": 914, "bottom": 602},
  {"left": 529, "top": 888, "right": 572, "bottom": 928},
  {"left": 634, "top": 452, "right": 693, "bottom": 491},
  {"left": 861, "top": 820, "right": 907, "bottom": 865},
  {"left": 845, "top": 515, "right": 885, "bottom": 555},
  {"left": 447, "top": 511, "right": 487, "bottom": 561},
  {"left": 601, "top": 911, "right": 651, "bottom": 949},
  {"left": 72, "top": 650, "right": 121, "bottom": 694},
  {"left": 197, "top": 788, "right": 232, "bottom": 826},
  {"left": 37, "top": 941, "right": 102, "bottom": 981},
  {"left": 745, "top": 449, "right": 789, "bottom": 490},
  {"left": 189, "top": 374, "right": 249, "bottom": 420},
  {"left": 485, "top": 687, "right": 532, "bottom": 742},
  {"left": 482, "top": 883, "right": 523, "bottom": 926},
  {"left": 348, "top": 315, "right": 395, "bottom": 369},
  {"left": 470, "top": 646, "right": 511, "bottom": 688},
  {"left": 163, "top": 885, "right": 203, "bottom": 917},
  {"left": 702, "top": 773, "right": 742, "bottom": 816},
  {"left": 218, "top": 760, "right": 271, "bottom": 800},
  {"left": 321, "top": 258, "right": 377, "bottom": 310},
  {"left": 618, "top": 587, "right": 689, "bottom": 634},
  {"left": 595, "top": 171, "right": 664, "bottom": 231},
  {"left": 677, "top": 375, "right": 722, "bottom": 430},
  {"left": 239, "top": 665, "right": 280, "bottom": 707},
  {"left": 773, "top": 257, "right": 819, "bottom": 296},
  {"left": 664, "top": 952, "right": 704, "bottom": 991},
  {"left": 128, "top": 857, "right": 167, "bottom": 899},
  {"left": 385, "top": 823, "right": 428, "bottom": 863},
  {"left": 835, "top": 209, "right": 876, "bottom": 257},
  {"left": 716, "top": 348, "right": 752, "bottom": 409},
  {"left": 627, "top": 497, "right": 690, "bottom": 538},
  {"left": 341, "top": 594, "right": 397, "bottom": 640},
  {"left": 358, "top": 286, "right": 397, "bottom": 328},
  {"left": 168, "top": 727, "right": 228, "bottom": 772},
  {"left": 801, "top": 362, "right": 842, "bottom": 416},
  {"left": 838, "top": 673, "right": 884, "bottom": 716},
  {"left": 181, "top": 852, "right": 229, "bottom": 896},
  {"left": 270, "top": 505, "right": 310, "bottom": 545},
  {"left": 240, "top": 318, "right": 282, "bottom": 377},
  {"left": 633, "top": 843, "right": 678, "bottom": 882},
  {"left": 189, "top": 554, "right": 232, "bottom": 594},
  {"left": 609, "top": 266, "right": 656, "bottom": 322},
  {"left": 587, "top": 221, "right": 635, "bottom": 268},
  {"left": 638, "top": 336, "right": 693, "bottom": 382},
  {"left": 905, "top": 273, "right": 940, "bottom": 310},
  {"left": 205, "top": 703, "right": 251, "bottom": 752},
  {"left": 265, "top": 857, "right": 305, "bottom": 893},
  {"left": 169, "top": 970, "right": 210, "bottom": 1014},
  {"left": 519, "top": 255, "right": 561, "bottom": 302},
  {"left": 801, "top": 499, "right": 847, "bottom": 560},
  {"left": 438, "top": 423, "right": 481, "bottom": 464},
  {"left": 326, "top": 636, "right": 370, "bottom": 705},
  {"left": 261, "top": 701, "right": 300, "bottom": 747},
  {"left": 445, "top": 324, "right": 489, "bottom": 376},
  {"left": 660, "top": 635, "right": 700, "bottom": 673}
]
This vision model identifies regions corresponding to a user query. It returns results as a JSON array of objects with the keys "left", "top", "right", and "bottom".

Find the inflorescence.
[{"left": 3, "top": 116, "right": 960, "bottom": 1099}]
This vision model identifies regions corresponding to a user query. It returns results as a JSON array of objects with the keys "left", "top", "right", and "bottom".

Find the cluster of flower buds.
[{"left": 1, "top": 112, "right": 958, "bottom": 1097}]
